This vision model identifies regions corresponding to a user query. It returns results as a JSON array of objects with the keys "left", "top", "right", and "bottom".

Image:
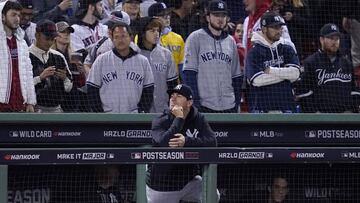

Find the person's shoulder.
[
  {"left": 94, "top": 50, "right": 114, "bottom": 62},
  {"left": 152, "top": 110, "right": 171, "bottom": 125},
  {"left": 49, "top": 49, "right": 65, "bottom": 58},
  {"left": 134, "top": 53, "right": 150, "bottom": 62},
  {"left": 156, "top": 45, "right": 172, "bottom": 55},
  {"left": 187, "top": 29, "right": 207, "bottom": 40},
  {"left": 304, "top": 51, "right": 321, "bottom": 64}
]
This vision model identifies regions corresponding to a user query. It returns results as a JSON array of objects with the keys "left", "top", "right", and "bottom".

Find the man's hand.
[
  {"left": 58, "top": 0, "right": 72, "bottom": 11},
  {"left": 26, "top": 104, "right": 34, "bottom": 112},
  {"left": 55, "top": 68, "right": 67, "bottom": 80},
  {"left": 171, "top": 105, "right": 184, "bottom": 118},
  {"left": 40, "top": 66, "right": 56, "bottom": 80},
  {"left": 169, "top": 133, "right": 185, "bottom": 148}
]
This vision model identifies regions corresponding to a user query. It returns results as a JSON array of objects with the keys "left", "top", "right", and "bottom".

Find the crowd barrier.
[{"left": 1, "top": 113, "right": 360, "bottom": 202}]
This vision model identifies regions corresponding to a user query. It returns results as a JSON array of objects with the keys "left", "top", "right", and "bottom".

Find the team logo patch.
[{"left": 218, "top": 2, "right": 224, "bottom": 9}]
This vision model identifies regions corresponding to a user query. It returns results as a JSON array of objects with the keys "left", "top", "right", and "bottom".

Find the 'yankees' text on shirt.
[
  {"left": 263, "top": 56, "right": 284, "bottom": 68},
  {"left": 316, "top": 68, "right": 352, "bottom": 85},
  {"left": 200, "top": 51, "right": 232, "bottom": 65}
]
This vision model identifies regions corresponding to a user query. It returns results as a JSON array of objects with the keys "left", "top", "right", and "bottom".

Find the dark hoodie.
[{"left": 147, "top": 106, "right": 217, "bottom": 191}]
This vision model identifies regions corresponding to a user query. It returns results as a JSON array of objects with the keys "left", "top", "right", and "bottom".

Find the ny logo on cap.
[
  {"left": 175, "top": 84, "right": 182, "bottom": 90},
  {"left": 331, "top": 25, "right": 337, "bottom": 31},
  {"left": 274, "top": 16, "right": 281, "bottom": 22},
  {"left": 218, "top": 2, "right": 224, "bottom": 9}
]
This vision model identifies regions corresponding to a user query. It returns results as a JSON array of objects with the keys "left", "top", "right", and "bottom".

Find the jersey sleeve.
[
  {"left": 86, "top": 55, "right": 103, "bottom": 88},
  {"left": 177, "top": 36, "right": 185, "bottom": 66},
  {"left": 143, "top": 58, "right": 154, "bottom": 88},
  {"left": 284, "top": 45, "right": 300, "bottom": 66},
  {"left": 231, "top": 38, "right": 242, "bottom": 78},
  {"left": 166, "top": 50, "right": 178, "bottom": 82},
  {"left": 183, "top": 32, "right": 199, "bottom": 72},
  {"left": 245, "top": 48, "right": 266, "bottom": 83}
]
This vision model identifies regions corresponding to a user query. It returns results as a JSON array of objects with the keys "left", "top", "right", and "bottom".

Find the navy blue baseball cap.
[
  {"left": 207, "top": 0, "right": 228, "bottom": 15},
  {"left": 167, "top": 84, "right": 193, "bottom": 100},
  {"left": 261, "top": 12, "right": 286, "bottom": 27},
  {"left": 148, "top": 2, "right": 171, "bottom": 17},
  {"left": 320, "top": 23, "right": 341, "bottom": 37}
]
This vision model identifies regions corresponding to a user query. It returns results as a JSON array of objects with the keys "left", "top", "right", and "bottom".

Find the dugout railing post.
[
  {"left": 202, "top": 164, "right": 218, "bottom": 203},
  {"left": 0, "top": 165, "right": 8, "bottom": 203},
  {"left": 136, "top": 164, "right": 148, "bottom": 203}
]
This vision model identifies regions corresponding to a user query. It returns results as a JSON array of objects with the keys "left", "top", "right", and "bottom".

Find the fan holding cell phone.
[{"left": 29, "top": 20, "right": 73, "bottom": 113}]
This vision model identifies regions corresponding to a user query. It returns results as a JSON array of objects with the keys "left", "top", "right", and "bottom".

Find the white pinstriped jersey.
[{"left": 87, "top": 49, "right": 154, "bottom": 113}]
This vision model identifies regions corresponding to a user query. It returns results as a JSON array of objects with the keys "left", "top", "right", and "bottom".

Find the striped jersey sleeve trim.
[
  {"left": 86, "top": 81, "right": 101, "bottom": 88},
  {"left": 250, "top": 71, "right": 264, "bottom": 83},
  {"left": 297, "top": 90, "right": 314, "bottom": 98},
  {"left": 232, "top": 74, "right": 243, "bottom": 79},
  {"left": 166, "top": 76, "right": 178, "bottom": 82},
  {"left": 143, "top": 83, "right": 154, "bottom": 88},
  {"left": 183, "top": 68, "right": 198, "bottom": 72},
  {"left": 351, "top": 91, "right": 360, "bottom": 95}
]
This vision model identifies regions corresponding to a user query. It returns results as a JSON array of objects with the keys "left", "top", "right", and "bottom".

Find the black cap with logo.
[
  {"left": 167, "top": 84, "right": 193, "bottom": 100},
  {"left": 320, "top": 23, "right": 341, "bottom": 37},
  {"left": 207, "top": 0, "right": 228, "bottom": 15},
  {"left": 261, "top": 12, "right": 286, "bottom": 27}
]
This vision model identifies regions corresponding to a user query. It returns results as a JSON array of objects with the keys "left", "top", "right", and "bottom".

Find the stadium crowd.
[{"left": 0, "top": 0, "right": 359, "bottom": 113}]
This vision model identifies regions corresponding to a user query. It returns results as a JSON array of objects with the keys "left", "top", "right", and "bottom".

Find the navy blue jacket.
[
  {"left": 146, "top": 106, "right": 217, "bottom": 191},
  {"left": 295, "top": 50, "right": 360, "bottom": 113},
  {"left": 245, "top": 32, "right": 300, "bottom": 113}
]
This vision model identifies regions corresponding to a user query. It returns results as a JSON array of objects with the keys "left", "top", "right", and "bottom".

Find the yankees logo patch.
[
  {"left": 186, "top": 129, "right": 199, "bottom": 138},
  {"left": 218, "top": 2, "right": 224, "bottom": 9}
]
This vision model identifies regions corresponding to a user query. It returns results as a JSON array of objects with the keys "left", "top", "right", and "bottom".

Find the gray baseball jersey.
[
  {"left": 87, "top": 49, "right": 154, "bottom": 113},
  {"left": 139, "top": 45, "right": 178, "bottom": 113},
  {"left": 183, "top": 28, "right": 242, "bottom": 111}
]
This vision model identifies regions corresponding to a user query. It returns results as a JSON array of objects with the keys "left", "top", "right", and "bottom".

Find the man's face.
[
  {"left": 169, "top": 92, "right": 191, "bottom": 111},
  {"left": 20, "top": 8, "right": 33, "bottom": 27},
  {"left": 123, "top": 2, "right": 140, "bottom": 20},
  {"left": 37, "top": 32, "right": 55, "bottom": 51},
  {"left": 207, "top": 13, "right": 228, "bottom": 31},
  {"left": 243, "top": 0, "right": 256, "bottom": 12},
  {"left": 271, "top": 178, "right": 288, "bottom": 202},
  {"left": 3, "top": 9, "right": 20, "bottom": 31},
  {"left": 320, "top": 35, "right": 340, "bottom": 55},
  {"left": 263, "top": 25, "right": 282, "bottom": 43},
  {"left": 145, "top": 27, "right": 160, "bottom": 45},
  {"left": 112, "top": 26, "right": 131, "bottom": 52}
]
